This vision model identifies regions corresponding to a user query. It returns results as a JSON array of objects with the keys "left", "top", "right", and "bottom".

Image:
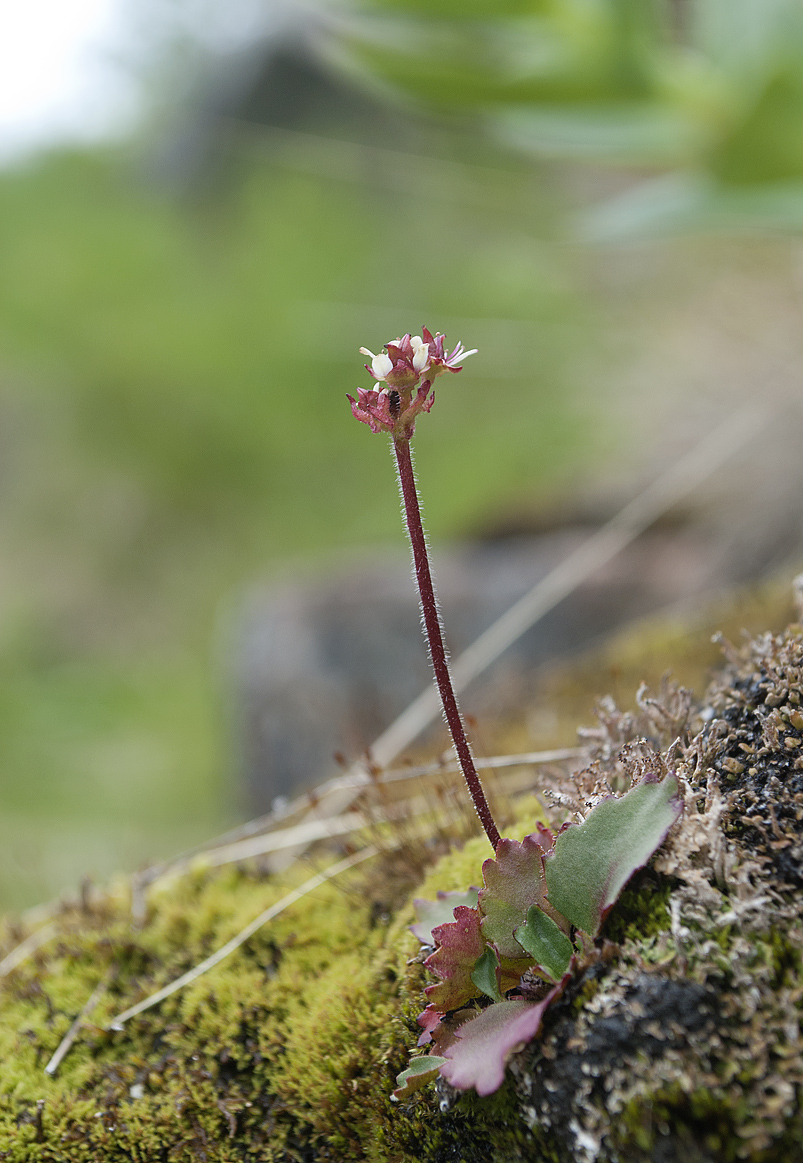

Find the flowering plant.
[
  {"left": 396, "top": 772, "right": 680, "bottom": 1098},
  {"left": 349, "top": 330, "right": 682, "bottom": 1099}
]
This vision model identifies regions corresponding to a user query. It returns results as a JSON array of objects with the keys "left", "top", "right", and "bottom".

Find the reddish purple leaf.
[
  {"left": 424, "top": 905, "right": 486, "bottom": 1011},
  {"left": 410, "top": 888, "right": 480, "bottom": 944},
  {"left": 417, "top": 1003, "right": 477, "bottom": 1053},
  {"left": 440, "top": 982, "right": 566, "bottom": 1096},
  {"left": 479, "top": 834, "right": 567, "bottom": 959},
  {"left": 531, "top": 822, "right": 556, "bottom": 854},
  {"left": 416, "top": 1004, "right": 442, "bottom": 1046}
]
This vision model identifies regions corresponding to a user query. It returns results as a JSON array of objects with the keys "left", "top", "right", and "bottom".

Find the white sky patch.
[{"left": 0, "top": 0, "right": 138, "bottom": 164}]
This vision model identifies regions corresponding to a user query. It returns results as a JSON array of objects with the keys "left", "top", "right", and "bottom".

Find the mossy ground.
[{"left": 1, "top": 576, "right": 802, "bottom": 1161}]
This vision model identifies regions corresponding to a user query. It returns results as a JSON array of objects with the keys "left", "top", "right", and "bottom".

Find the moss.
[
  {"left": 603, "top": 869, "right": 673, "bottom": 945},
  {"left": 517, "top": 575, "right": 796, "bottom": 757},
  {"left": 615, "top": 1077, "right": 803, "bottom": 1163},
  {"left": 0, "top": 824, "right": 547, "bottom": 1162}
]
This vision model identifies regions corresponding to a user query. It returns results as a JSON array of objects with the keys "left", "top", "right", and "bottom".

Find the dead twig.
[
  {"left": 44, "top": 977, "right": 107, "bottom": 1077},
  {"left": 195, "top": 811, "right": 370, "bottom": 870},
  {"left": 133, "top": 748, "right": 584, "bottom": 892},
  {"left": 0, "top": 923, "right": 56, "bottom": 979}
]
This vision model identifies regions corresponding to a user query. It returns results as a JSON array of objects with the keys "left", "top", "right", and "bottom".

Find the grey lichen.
[{"left": 500, "top": 614, "right": 803, "bottom": 1162}]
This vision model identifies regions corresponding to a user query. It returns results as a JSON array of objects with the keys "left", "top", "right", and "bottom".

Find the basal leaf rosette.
[{"left": 396, "top": 773, "right": 681, "bottom": 1101}]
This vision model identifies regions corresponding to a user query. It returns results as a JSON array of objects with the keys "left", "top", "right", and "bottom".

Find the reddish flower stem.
[{"left": 393, "top": 434, "right": 501, "bottom": 850}]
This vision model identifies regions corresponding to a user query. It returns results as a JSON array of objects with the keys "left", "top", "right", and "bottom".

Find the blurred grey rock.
[
  {"left": 229, "top": 405, "right": 803, "bottom": 815},
  {"left": 229, "top": 528, "right": 707, "bottom": 814}
]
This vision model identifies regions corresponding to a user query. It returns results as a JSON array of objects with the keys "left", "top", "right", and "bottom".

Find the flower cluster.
[{"left": 348, "top": 328, "right": 477, "bottom": 437}]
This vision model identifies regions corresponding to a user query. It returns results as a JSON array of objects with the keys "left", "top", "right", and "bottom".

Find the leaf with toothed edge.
[
  {"left": 393, "top": 1055, "right": 447, "bottom": 1099},
  {"left": 531, "top": 821, "right": 556, "bottom": 854},
  {"left": 479, "top": 834, "right": 566, "bottom": 960},
  {"left": 544, "top": 772, "right": 682, "bottom": 936},
  {"left": 416, "top": 1004, "right": 442, "bottom": 1046},
  {"left": 424, "top": 906, "right": 486, "bottom": 1011},
  {"left": 410, "top": 889, "right": 480, "bottom": 945}
]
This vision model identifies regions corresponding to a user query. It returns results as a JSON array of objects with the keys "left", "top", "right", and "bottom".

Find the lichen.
[{"left": 1, "top": 579, "right": 802, "bottom": 1160}]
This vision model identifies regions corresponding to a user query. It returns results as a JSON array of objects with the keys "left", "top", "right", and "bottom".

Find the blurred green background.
[{"left": 1, "top": 0, "right": 803, "bottom": 909}]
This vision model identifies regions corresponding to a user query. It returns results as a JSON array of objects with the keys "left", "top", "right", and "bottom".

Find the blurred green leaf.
[
  {"left": 350, "top": 0, "right": 669, "bottom": 109},
  {"left": 353, "top": 0, "right": 803, "bottom": 236},
  {"left": 495, "top": 103, "right": 701, "bottom": 164},
  {"left": 712, "top": 68, "right": 803, "bottom": 185},
  {"left": 582, "top": 172, "right": 803, "bottom": 239}
]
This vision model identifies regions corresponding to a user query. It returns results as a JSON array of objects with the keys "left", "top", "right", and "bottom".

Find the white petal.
[
  {"left": 413, "top": 342, "right": 430, "bottom": 372},
  {"left": 411, "top": 335, "right": 423, "bottom": 349},
  {"left": 372, "top": 353, "right": 393, "bottom": 379}
]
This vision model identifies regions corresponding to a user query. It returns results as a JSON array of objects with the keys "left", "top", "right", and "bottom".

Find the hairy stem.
[{"left": 393, "top": 435, "right": 501, "bottom": 849}]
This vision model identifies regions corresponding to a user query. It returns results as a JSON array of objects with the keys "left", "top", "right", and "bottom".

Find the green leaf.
[
  {"left": 393, "top": 1055, "right": 447, "bottom": 1099},
  {"left": 470, "top": 946, "right": 504, "bottom": 1003},
  {"left": 545, "top": 773, "right": 682, "bottom": 936},
  {"left": 514, "top": 905, "right": 573, "bottom": 982},
  {"left": 581, "top": 172, "right": 803, "bottom": 241}
]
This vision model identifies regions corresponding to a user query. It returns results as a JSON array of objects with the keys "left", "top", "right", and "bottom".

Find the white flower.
[
  {"left": 359, "top": 347, "right": 393, "bottom": 381},
  {"left": 373, "top": 353, "right": 393, "bottom": 380}
]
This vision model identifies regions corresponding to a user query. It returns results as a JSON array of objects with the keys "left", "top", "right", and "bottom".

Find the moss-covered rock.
[{"left": 2, "top": 578, "right": 803, "bottom": 1160}]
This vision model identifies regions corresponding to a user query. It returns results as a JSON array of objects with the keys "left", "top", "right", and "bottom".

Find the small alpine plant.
[{"left": 349, "top": 330, "right": 682, "bottom": 1099}]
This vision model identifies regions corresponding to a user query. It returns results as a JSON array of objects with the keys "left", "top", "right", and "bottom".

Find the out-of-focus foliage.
[
  {"left": 0, "top": 141, "right": 595, "bottom": 908},
  {"left": 349, "top": 0, "right": 803, "bottom": 236}
]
